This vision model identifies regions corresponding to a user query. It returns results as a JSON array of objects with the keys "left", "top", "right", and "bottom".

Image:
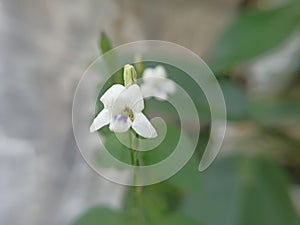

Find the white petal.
[
  {"left": 163, "top": 79, "right": 176, "bottom": 94},
  {"left": 142, "top": 83, "right": 168, "bottom": 100},
  {"left": 143, "top": 65, "right": 167, "bottom": 79},
  {"left": 141, "top": 83, "right": 155, "bottom": 98},
  {"left": 132, "top": 113, "right": 157, "bottom": 138},
  {"left": 142, "top": 68, "right": 155, "bottom": 79},
  {"left": 112, "top": 84, "right": 144, "bottom": 114},
  {"left": 90, "top": 109, "right": 110, "bottom": 132},
  {"left": 142, "top": 66, "right": 167, "bottom": 87},
  {"left": 109, "top": 115, "right": 131, "bottom": 133},
  {"left": 100, "top": 84, "right": 125, "bottom": 109},
  {"left": 153, "top": 90, "right": 168, "bottom": 101},
  {"left": 154, "top": 65, "right": 167, "bottom": 78}
]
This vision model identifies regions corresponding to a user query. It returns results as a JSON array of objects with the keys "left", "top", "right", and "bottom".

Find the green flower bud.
[{"left": 123, "top": 64, "right": 137, "bottom": 88}]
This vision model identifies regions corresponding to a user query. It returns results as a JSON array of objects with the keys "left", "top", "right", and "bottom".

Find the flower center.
[{"left": 122, "top": 107, "right": 134, "bottom": 122}]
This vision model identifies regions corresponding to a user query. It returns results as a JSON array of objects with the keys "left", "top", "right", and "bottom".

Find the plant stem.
[{"left": 128, "top": 130, "right": 145, "bottom": 224}]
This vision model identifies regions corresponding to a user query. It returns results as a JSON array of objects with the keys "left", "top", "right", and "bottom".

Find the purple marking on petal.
[
  {"left": 114, "top": 115, "right": 128, "bottom": 123},
  {"left": 156, "top": 86, "right": 164, "bottom": 93}
]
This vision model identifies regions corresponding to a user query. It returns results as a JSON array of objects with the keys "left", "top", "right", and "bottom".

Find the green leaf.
[
  {"left": 95, "top": 123, "right": 194, "bottom": 167},
  {"left": 144, "top": 62, "right": 211, "bottom": 123},
  {"left": 250, "top": 98, "right": 300, "bottom": 125},
  {"left": 99, "top": 32, "right": 113, "bottom": 54},
  {"left": 209, "top": 1, "right": 300, "bottom": 72},
  {"left": 145, "top": 62, "right": 250, "bottom": 122},
  {"left": 168, "top": 154, "right": 203, "bottom": 196},
  {"left": 180, "top": 155, "right": 300, "bottom": 225},
  {"left": 141, "top": 123, "right": 182, "bottom": 165},
  {"left": 123, "top": 183, "right": 182, "bottom": 223},
  {"left": 72, "top": 207, "right": 124, "bottom": 225},
  {"left": 123, "top": 183, "right": 199, "bottom": 225},
  {"left": 157, "top": 213, "right": 200, "bottom": 225},
  {"left": 219, "top": 78, "right": 249, "bottom": 120},
  {"left": 97, "top": 32, "right": 123, "bottom": 84},
  {"left": 94, "top": 129, "right": 131, "bottom": 169}
]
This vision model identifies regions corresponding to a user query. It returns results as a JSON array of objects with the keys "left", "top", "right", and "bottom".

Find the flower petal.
[
  {"left": 154, "top": 65, "right": 167, "bottom": 78},
  {"left": 140, "top": 83, "right": 154, "bottom": 98},
  {"left": 153, "top": 89, "right": 168, "bottom": 101},
  {"left": 132, "top": 113, "right": 157, "bottom": 138},
  {"left": 112, "top": 84, "right": 144, "bottom": 114},
  {"left": 90, "top": 109, "right": 110, "bottom": 132},
  {"left": 142, "top": 68, "right": 155, "bottom": 79},
  {"left": 143, "top": 65, "right": 166, "bottom": 79},
  {"left": 163, "top": 79, "right": 176, "bottom": 94},
  {"left": 109, "top": 115, "right": 131, "bottom": 133},
  {"left": 100, "top": 84, "right": 125, "bottom": 109},
  {"left": 141, "top": 82, "right": 168, "bottom": 100}
]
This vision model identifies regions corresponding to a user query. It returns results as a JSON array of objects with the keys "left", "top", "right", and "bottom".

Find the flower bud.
[{"left": 123, "top": 64, "right": 137, "bottom": 87}]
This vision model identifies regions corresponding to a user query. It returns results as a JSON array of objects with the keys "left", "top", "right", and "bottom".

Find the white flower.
[
  {"left": 141, "top": 65, "right": 176, "bottom": 101},
  {"left": 90, "top": 84, "right": 157, "bottom": 138}
]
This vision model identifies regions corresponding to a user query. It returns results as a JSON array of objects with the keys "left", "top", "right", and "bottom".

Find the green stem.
[
  {"left": 128, "top": 130, "right": 145, "bottom": 224},
  {"left": 130, "top": 148, "right": 135, "bottom": 167}
]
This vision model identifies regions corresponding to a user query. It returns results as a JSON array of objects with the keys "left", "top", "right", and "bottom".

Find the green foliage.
[
  {"left": 95, "top": 123, "right": 192, "bottom": 166},
  {"left": 72, "top": 207, "right": 123, "bottom": 225},
  {"left": 123, "top": 183, "right": 183, "bottom": 224},
  {"left": 209, "top": 1, "right": 300, "bottom": 72},
  {"left": 250, "top": 98, "right": 300, "bottom": 125},
  {"left": 94, "top": 130, "right": 131, "bottom": 169},
  {"left": 180, "top": 155, "right": 300, "bottom": 225},
  {"left": 156, "top": 213, "right": 200, "bottom": 225},
  {"left": 76, "top": 155, "right": 300, "bottom": 225},
  {"left": 98, "top": 32, "right": 123, "bottom": 84},
  {"left": 219, "top": 78, "right": 249, "bottom": 120},
  {"left": 168, "top": 154, "right": 203, "bottom": 196},
  {"left": 72, "top": 185, "right": 198, "bottom": 225},
  {"left": 145, "top": 62, "right": 250, "bottom": 122},
  {"left": 99, "top": 32, "right": 113, "bottom": 54},
  {"left": 143, "top": 62, "right": 211, "bottom": 123},
  {"left": 122, "top": 182, "right": 200, "bottom": 225}
]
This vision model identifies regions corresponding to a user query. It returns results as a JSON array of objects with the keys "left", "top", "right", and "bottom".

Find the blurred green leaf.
[
  {"left": 145, "top": 63, "right": 250, "bottom": 122},
  {"left": 123, "top": 183, "right": 182, "bottom": 223},
  {"left": 97, "top": 32, "right": 123, "bottom": 84},
  {"left": 167, "top": 130, "right": 209, "bottom": 197},
  {"left": 72, "top": 189, "right": 199, "bottom": 225},
  {"left": 144, "top": 62, "right": 211, "bottom": 123},
  {"left": 250, "top": 98, "right": 300, "bottom": 124},
  {"left": 219, "top": 78, "right": 249, "bottom": 120},
  {"left": 168, "top": 154, "right": 203, "bottom": 196},
  {"left": 180, "top": 155, "right": 300, "bottom": 225},
  {"left": 210, "top": 1, "right": 300, "bottom": 72},
  {"left": 94, "top": 130, "right": 131, "bottom": 169},
  {"left": 156, "top": 213, "right": 200, "bottom": 225},
  {"left": 99, "top": 32, "right": 113, "bottom": 54},
  {"left": 95, "top": 123, "right": 193, "bottom": 167},
  {"left": 72, "top": 207, "right": 123, "bottom": 225},
  {"left": 123, "top": 183, "right": 199, "bottom": 225},
  {"left": 141, "top": 123, "right": 182, "bottom": 165}
]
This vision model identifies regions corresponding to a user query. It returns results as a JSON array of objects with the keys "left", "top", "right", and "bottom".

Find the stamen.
[{"left": 123, "top": 107, "right": 134, "bottom": 122}]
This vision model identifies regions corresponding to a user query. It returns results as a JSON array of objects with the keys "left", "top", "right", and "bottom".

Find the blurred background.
[{"left": 0, "top": 0, "right": 300, "bottom": 224}]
